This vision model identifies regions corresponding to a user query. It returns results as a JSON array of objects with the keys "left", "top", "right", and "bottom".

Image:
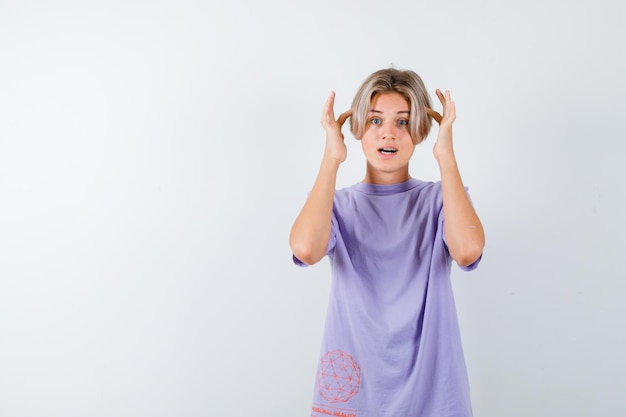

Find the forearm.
[
  {"left": 438, "top": 152, "right": 485, "bottom": 267},
  {"left": 289, "top": 157, "right": 341, "bottom": 265}
]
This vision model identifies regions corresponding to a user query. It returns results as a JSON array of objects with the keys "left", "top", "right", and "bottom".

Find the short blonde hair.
[{"left": 350, "top": 68, "right": 432, "bottom": 144}]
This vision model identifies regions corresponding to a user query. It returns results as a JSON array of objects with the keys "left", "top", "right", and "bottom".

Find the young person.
[{"left": 290, "top": 68, "right": 485, "bottom": 417}]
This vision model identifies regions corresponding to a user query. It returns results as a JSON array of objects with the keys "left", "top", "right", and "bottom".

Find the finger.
[
  {"left": 337, "top": 109, "right": 352, "bottom": 126},
  {"left": 322, "top": 91, "right": 336, "bottom": 124},
  {"left": 448, "top": 98, "right": 456, "bottom": 121},
  {"left": 444, "top": 90, "right": 456, "bottom": 120},
  {"left": 426, "top": 107, "right": 442, "bottom": 124},
  {"left": 435, "top": 88, "right": 446, "bottom": 107}
]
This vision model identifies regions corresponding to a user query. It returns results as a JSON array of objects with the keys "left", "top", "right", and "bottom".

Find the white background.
[{"left": 1, "top": 0, "right": 625, "bottom": 416}]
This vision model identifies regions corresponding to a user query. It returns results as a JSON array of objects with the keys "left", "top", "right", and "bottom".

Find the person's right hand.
[{"left": 321, "top": 91, "right": 352, "bottom": 163}]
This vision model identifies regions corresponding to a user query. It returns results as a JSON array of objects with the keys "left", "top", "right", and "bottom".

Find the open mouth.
[{"left": 378, "top": 147, "right": 398, "bottom": 155}]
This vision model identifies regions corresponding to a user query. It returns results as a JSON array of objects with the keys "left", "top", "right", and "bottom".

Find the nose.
[{"left": 381, "top": 124, "right": 398, "bottom": 140}]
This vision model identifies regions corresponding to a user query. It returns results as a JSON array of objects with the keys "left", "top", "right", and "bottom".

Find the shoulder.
[
  {"left": 413, "top": 179, "right": 441, "bottom": 193},
  {"left": 335, "top": 182, "right": 360, "bottom": 197},
  {"left": 420, "top": 180, "right": 443, "bottom": 199},
  {"left": 332, "top": 183, "right": 363, "bottom": 210},
  {"left": 404, "top": 179, "right": 443, "bottom": 203}
]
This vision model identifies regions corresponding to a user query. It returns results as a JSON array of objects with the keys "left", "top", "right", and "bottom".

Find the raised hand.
[
  {"left": 431, "top": 89, "right": 456, "bottom": 162},
  {"left": 321, "top": 91, "right": 352, "bottom": 163}
]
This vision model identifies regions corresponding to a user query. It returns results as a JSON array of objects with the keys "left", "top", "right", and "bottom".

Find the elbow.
[
  {"left": 452, "top": 241, "right": 484, "bottom": 268},
  {"left": 290, "top": 241, "right": 325, "bottom": 266}
]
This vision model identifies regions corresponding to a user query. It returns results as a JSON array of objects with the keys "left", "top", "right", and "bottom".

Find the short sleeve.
[
  {"left": 292, "top": 197, "right": 338, "bottom": 267},
  {"left": 441, "top": 186, "right": 483, "bottom": 272}
]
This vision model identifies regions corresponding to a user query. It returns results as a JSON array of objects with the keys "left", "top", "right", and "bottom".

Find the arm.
[
  {"left": 432, "top": 89, "right": 485, "bottom": 267},
  {"left": 289, "top": 92, "right": 352, "bottom": 265}
]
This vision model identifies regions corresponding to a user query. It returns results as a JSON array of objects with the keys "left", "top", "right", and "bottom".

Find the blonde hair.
[{"left": 350, "top": 68, "right": 433, "bottom": 144}]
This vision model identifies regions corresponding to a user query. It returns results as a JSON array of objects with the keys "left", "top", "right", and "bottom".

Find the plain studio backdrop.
[{"left": 1, "top": 0, "right": 624, "bottom": 416}]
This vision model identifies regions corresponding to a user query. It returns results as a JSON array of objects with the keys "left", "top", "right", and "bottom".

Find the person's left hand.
[{"left": 432, "top": 89, "right": 456, "bottom": 162}]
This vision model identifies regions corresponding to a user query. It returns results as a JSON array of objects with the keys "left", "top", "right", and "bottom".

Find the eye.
[
  {"left": 370, "top": 117, "right": 382, "bottom": 125},
  {"left": 398, "top": 119, "right": 408, "bottom": 126}
]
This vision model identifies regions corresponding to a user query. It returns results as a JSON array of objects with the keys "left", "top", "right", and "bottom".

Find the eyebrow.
[{"left": 370, "top": 109, "right": 410, "bottom": 114}]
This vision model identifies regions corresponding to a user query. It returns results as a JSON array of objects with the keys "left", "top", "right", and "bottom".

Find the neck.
[{"left": 362, "top": 164, "right": 411, "bottom": 185}]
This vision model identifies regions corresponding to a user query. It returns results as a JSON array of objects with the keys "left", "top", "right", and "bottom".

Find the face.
[{"left": 360, "top": 92, "right": 417, "bottom": 184}]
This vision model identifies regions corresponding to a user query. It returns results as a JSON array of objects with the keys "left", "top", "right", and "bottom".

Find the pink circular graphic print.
[{"left": 317, "top": 350, "right": 361, "bottom": 403}]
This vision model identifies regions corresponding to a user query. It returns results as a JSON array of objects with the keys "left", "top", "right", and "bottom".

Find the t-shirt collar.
[{"left": 354, "top": 178, "right": 422, "bottom": 195}]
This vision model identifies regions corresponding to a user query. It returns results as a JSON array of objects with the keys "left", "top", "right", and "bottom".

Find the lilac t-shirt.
[{"left": 294, "top": 178, "right": 481, "bottom": 417}]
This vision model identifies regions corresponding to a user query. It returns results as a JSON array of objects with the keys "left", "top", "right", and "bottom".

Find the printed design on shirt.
[
  {"left": 311, "top": 402, "right": 357, "bottom": 417},
  {"left": 317, "top": 350, "right": 361, "bottom": 403}
]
